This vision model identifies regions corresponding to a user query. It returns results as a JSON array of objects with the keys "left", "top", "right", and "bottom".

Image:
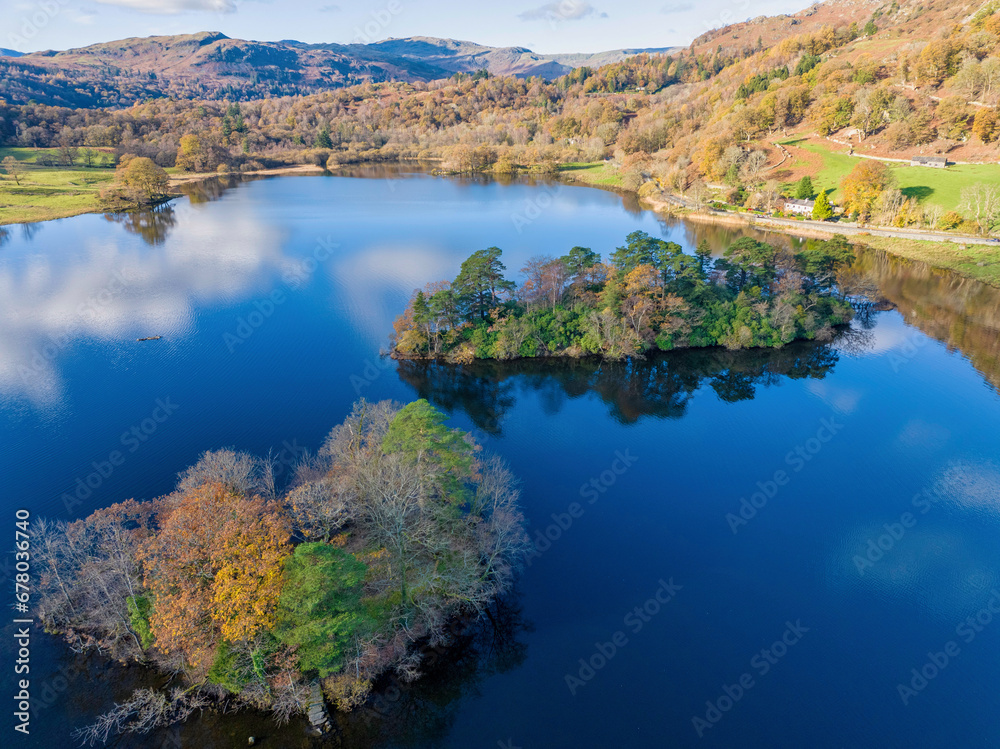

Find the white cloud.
[
  {"left": 92, "top": 0, "right": 237, "bottom": 14},
  {"left": 0, "top": 205, "right": 287, "bottom": 407},
  {"left": 661, "top": 1, "right": 694, "bottom": 13},
  {"left": 318, "top": 3, "right": 340, "bottom": 11},
  {"left": 519, "top": 1, "right": 597, "bottom": 22}
]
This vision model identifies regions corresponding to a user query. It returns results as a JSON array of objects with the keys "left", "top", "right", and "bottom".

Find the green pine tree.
[
  {"left": 795, "top": 176, "right": 815, "bottom": 199},
  {"left": 812, "top": 190, "right": 834, "bottom": 221},
  {"left": 317, "top": 125, "right": 333, "bottom": 149}
]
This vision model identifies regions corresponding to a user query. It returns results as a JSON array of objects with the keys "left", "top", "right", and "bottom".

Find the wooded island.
[
  {"left": 36, "top": 399, "right": 528, "bottom": 742},
  {"left": 392, "top": 232, "right": 856, "bottom": 362}
]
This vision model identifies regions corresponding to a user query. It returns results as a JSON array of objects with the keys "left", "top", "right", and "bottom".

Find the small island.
[
  {"left": 36, "top": 399, "right": 528, "bottom": 742},
  {"left": 392, "top": 232, "right": 856, "bottom": 362}
]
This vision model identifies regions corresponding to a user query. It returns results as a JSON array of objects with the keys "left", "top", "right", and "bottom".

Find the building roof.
[
  {"left": 912, "top": 156, "right": 947, "bottom": 163},
  {"left": 785, "top": 198, "right": 815, "bottom": 207}
]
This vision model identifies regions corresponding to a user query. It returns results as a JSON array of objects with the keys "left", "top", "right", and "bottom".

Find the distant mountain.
[
  {"left": 0, "top": 32, "right": 677, "bottom": 108},
  {"left": 333, "top": 36, "right": 675, "bottom": 79},
  {"left": 0, "top": 48, "right": 24, "bottom": 57}
]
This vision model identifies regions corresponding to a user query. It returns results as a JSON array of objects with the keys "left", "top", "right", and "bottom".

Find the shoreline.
[
  {"left": 0, "top": 164, "right": 327, "bottom": 227},
  {"left": 391, "top": 326, "right": 851, "bottom": 364},
  {"left": 558, "top": 169, "right": 1000, "bottom": 288},
  {"left": 4, "top": 161, "right": 998, "bottom": 288}
]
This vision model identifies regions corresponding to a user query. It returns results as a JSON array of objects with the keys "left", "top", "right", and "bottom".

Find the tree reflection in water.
[
  {"left": 336, "top": 595, "right": 529, "bottom": 748},
  {"left": 853, "top": 246, "right": 1000, "bottom": 392},
  {"left": 398, "top": 339, "right": 843, "bottom": 435},
  {"left": 103, "top": 204, "right": 178, "bottom": 246}
]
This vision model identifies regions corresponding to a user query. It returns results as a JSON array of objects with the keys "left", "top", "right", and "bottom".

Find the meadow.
[{"left": 780, "top": 138, "right": 1000, "bottom": 212}]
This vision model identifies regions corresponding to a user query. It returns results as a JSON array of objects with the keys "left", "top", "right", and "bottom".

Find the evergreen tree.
[
  {"left": 812, "top": 190, "right": 835, "bottom": 220},
  {"left": 317, "top": 125, "right": 333, "bottom": 149},
  {"left": 795, "top": 176, "right": 815, "bottom": 199},
  {"left": 452, "top": 247, "right": 515, "bottom": 320}
]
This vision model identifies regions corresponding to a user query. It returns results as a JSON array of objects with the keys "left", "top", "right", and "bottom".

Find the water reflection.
[
  {"left": 336, "top": 596, "right": 529, "bottom": 748},
  {"left": 855, "top": 248, "right": 1000, "bottom": 391},
  {"left": 103, "top": 204, "right": 178, "bottom": 246},
  {"left": 177, "top": 173, "right": 242, "bottom": 204},
  {"left": 0, "top": 204, "right": 289, "bottom": 406},
  {"left": 398, "top": 341, "right": 843, "bottom": 434}
]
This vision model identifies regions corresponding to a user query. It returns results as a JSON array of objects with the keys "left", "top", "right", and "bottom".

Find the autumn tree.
[
  {"left": 115, "top": 155, "right": 170, "bottom": 206},
  {"left": 140, "top": 482, "right": 291, "bottom": 668},
  {"left": 840, "top": 160, "right": 896, "bottom": 222},
  {"left": 972, "top": 107, "right": 998, "bottom": 143},
  {"left": 2, "top": 155, "right": 23, "bottom": 185},
  {"left": 175, "top": 134, "right": 208, "bottom": 172}
]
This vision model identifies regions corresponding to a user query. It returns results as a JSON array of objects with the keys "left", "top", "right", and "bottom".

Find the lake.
[{"left": 2, "top": 168, "right": 1000, "bottom": 748}]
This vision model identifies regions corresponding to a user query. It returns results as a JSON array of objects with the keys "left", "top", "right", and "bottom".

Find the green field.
[
  {"left": 559, "top": 162, "right": 625, "bottom": 188},
  {"left": 779, "top": 139, "right": 1000, "bottom": 213},
  {"left": 0, "top": 147, "right": 115, "bottom": 225}
]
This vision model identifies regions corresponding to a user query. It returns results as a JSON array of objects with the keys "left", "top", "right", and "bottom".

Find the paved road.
[
  {"left": 654, "top": 192, "right": 998, "bottom": 246},
  {"left": 747, "top": 215, "right": 999, "bottom": 245}
]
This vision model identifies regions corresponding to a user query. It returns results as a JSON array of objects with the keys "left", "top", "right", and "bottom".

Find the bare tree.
[
  {"left": 285, "top": 477, "right": 354, "bottom": 541},
  {"left": 73, "top": 688, "right": 210, "bottom": 746},
  {"left": 176, "top": 448, "right": 273, "bottom": 496},
  {"left": 959, "top": 182, "right": 1000, "bottom": 236},
  {"left": 2, "top": 156, "right": 24, "bottom": 186},
  {"left": 739, "top": 149, "right": 769, "bottom": 189}
]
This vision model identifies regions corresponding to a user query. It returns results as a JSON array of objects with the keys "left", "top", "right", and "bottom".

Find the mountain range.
[{"left": 0, "top": 32, "right": 675, "bottom": 108}]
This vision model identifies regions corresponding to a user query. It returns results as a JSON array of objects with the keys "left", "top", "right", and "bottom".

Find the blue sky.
[{"left": 5, "top": 0, "right": 810, "bottom": 54}]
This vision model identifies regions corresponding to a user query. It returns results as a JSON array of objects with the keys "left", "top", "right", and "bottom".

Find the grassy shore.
[
  {"left": 859, "top": 235, "right": 1000, "bottom": 287},
  {"left": 0, "top": 148, "right": 326, "bottom": 226},
  {"left": 558, "top": 162, "right": 625, "bottom": 188},
  {"left": 0, "top": 147, "right": 116, "bottom": 224}
]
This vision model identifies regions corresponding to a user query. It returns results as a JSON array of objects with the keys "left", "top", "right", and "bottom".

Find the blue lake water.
[{"left": 2, "top": 169, "right": 1000, "bottom": 748}]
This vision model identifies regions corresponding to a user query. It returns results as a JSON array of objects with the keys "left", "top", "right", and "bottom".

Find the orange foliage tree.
[
  {"left": 140, "top": 482, "right": 291, "bottom": 667},
  {"left": 840, "top": 160, "right": 896, "bottom": 222}
]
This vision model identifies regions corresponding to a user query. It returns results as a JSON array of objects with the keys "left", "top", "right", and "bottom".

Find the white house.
[{"left": 783, "top": 198, "right": 815, "bottom": 216}]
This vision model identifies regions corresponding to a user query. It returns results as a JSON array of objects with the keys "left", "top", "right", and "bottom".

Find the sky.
[{"left": 3, "top": 0, "right": 812, "bottom": 54}]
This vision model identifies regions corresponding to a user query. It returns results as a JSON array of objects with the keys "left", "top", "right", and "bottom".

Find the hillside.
[
  {"left": 4, "top": 0, "right": 1000, "bottom": 254},
  {"left": 0, "top": 32, "right": 675, "bottom": 108}
]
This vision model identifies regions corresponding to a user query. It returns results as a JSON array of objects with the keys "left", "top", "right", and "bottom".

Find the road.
[{"left": 652, "top": 191, "right": 998, "bottom": 246}]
